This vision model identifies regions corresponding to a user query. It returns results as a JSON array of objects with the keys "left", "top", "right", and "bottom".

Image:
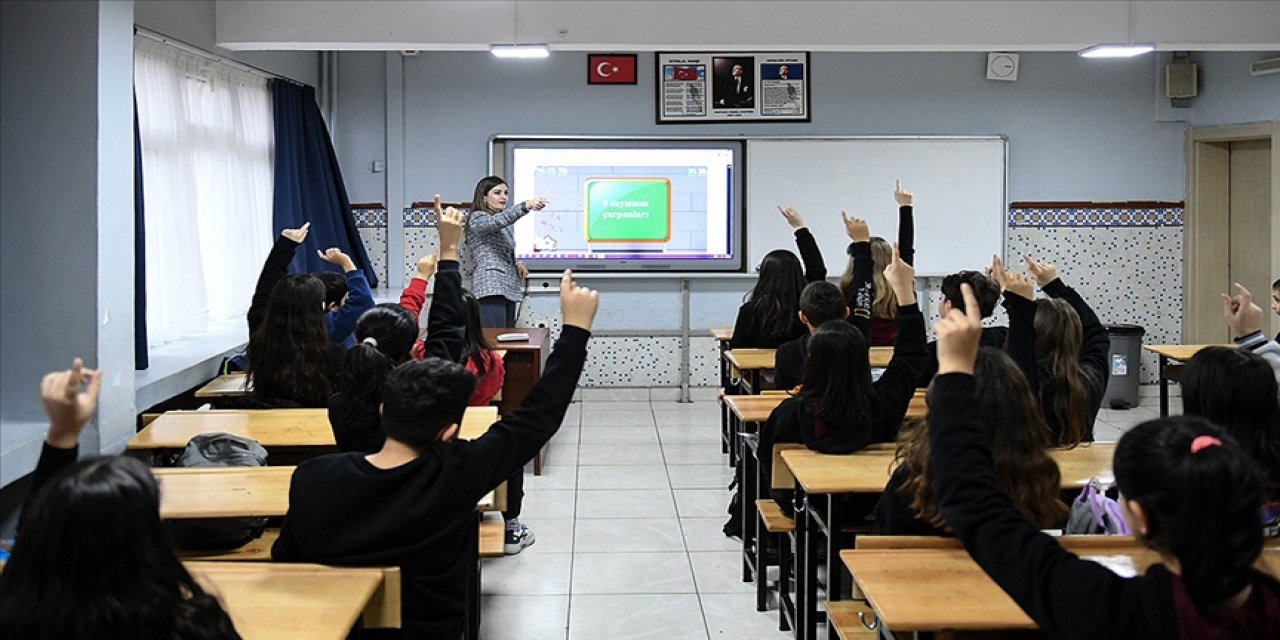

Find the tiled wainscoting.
[{"left": 353, "top": 202, "right": 1183, "bottom": 387}]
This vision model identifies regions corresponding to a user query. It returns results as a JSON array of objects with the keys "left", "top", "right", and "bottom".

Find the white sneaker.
[{"left": 503, "top": 522, "right": 536, "bottom": 555}]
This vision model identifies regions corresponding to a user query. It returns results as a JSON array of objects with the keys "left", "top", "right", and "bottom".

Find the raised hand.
[
  {"left": 416, "top": 252, "right": 439, "bottom": 281},
  {"left": 317, "top": 247, "right": 356, "bottom": 272},
  {"left": 560, "top": 270, "right": 600, "bottom": 331},
  {"left": 526, "top": 197, "right": 549, "bottom": 211},
  {"left": 437, "top": 207, "right": 464, "bottom": 261},
  {"left": 281, "top": 221, "right": 311, "bottom": 244},
  {"left": 1004, "top": 271, "right": 1036, "bottom": 300},
  {"left": 894, "top": 179, "right": 914, "bottom": 207},
  {"left": 1024, "top": 255, "right": 1059, "bottom": 286},
  {"left": 935, "top": 283, "right": 984, "bottom": 375},
  {"left": 842, "top": 211, "right": 870, "bottom": 242},
  {"left": 41, "top": 358, "right": 103, "bottom": 449},
  {"left": 882, "top": 242, "right": 917, "bottom": 305},
  {"left": 1221, "top": 282, "right": 1264, "bottom": 339},
  {"left": 777, "top": 206, "right": 806, "bottom": 230},
  {"left": 433, "top": 194, "right": 444, "bottom": 219}
]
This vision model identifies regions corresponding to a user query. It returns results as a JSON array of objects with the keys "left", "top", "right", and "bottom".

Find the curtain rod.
[{"left": 134, "top": 26, "right": 307, "bottom": 87}]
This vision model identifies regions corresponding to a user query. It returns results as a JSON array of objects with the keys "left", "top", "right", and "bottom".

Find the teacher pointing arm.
[{"left": 464, "top": 175, "right": 548, "bottom": 328}]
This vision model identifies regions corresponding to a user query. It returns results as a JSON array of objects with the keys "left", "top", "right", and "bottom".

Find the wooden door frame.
[{"left": 1183, "top": 120, "right": 1280, "bottom": 343}]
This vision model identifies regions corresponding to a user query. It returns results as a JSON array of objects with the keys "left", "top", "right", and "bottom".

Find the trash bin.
[{"left": 1102, "top": 324, "right": 1145, "bottom": 409}]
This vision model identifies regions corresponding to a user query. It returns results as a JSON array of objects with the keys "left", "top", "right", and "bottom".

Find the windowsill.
[
  {"left": 135, "top": 319, "right": 248, "bottom": 411},
  {"left": 0, "top": 420, "right": 50, "bottom": 487}
]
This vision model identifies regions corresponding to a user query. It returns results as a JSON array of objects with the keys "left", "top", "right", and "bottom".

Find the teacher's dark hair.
[
  {"left": 469, "top": 175, "right": 508, "bottom": 215},
  {"left": 0, "top": 456, "right": 240, "bottom": 639},
  {"left": 1113, "top": 417, "right": 1266, "bottom": 611}
]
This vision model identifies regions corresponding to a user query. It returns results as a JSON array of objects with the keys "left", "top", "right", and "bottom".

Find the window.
[{"left": 134, "top": 37, "right": 273, "bottom": 345}]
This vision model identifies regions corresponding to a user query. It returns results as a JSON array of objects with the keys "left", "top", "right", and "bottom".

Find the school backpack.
[
  {"left": 1065, "top": 477, "right": 1131, "bottom": 535},
  {"left": 722, "top": 476, "right": 742, "bottom": 539},
  {"left": 166, "top": 433, "right": 270, "bottom": 550}
]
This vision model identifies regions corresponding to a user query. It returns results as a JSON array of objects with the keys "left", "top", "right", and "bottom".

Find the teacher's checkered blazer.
[{"left": 464, "top": 202, "right": 530, "bottom": 303}]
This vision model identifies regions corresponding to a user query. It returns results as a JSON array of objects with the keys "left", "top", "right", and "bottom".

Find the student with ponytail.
[
  {"left": 327, "top": 207, "right": 468, "bottom": 453},
  {"left": 928, "top": 284, "right": 1280, "bottom": 639},
  {"left": 993, "top": 256, "right": 1109, "bottom": 447}
]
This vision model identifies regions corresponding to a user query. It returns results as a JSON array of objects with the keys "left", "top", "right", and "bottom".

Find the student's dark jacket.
[
  {"left": 929, "top": 373, "right": 1280, "bottom": 640},
  {"left": 1003, "top": 278, "right": 1110, "bottom": 444},
  {"left": 774, "top": 334, "right": 809, "bottom": 392},
  {"left": 272, "top": 326, "right": 589, "bottom": 639},
  {"left": 244, "top": 235, "right": 346, "bottom": 408},
  {"left": 775, "top": 238, "right": 874, "bottom": 390},
  {"left": 875, "top": 464, "right": 950, "bottom": 536},
  {"left": 760, "top": 302, "right": 929, "bottom": 510},
  {"left": 729, "top": 228, "right": 826, "bottom": 349},
  {"left": 327, "top": 260, "right": 467, "bottom": 454},
  {"left": 915, "top": 326, "right": 1009, "bottom": 387}
]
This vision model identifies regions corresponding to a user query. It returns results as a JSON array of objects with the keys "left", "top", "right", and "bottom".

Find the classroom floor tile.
[
  {"left": 480, "top": 595, "right": 570, "bottom": 640},
  {"left": 567, "top": 594, "right": 709, "bottom": 640},
  {"left": 573, "top": 518, "right": 687, "bottom": 553},
  {"left": 570, "top": 551, "right": 697, "bottom": 594}
]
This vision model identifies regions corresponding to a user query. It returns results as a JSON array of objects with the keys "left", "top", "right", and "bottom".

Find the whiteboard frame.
[{"left": 490, "top": 134, "right": 1008, "bottom": 279}]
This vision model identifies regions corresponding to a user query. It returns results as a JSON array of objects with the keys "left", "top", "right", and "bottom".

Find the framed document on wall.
[{"left": 656, "top": 52, "right": 809, "bottom": 124}]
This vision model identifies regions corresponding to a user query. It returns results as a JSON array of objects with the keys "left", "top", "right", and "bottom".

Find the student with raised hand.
[
  {"left": 841, "top": 180, "right": 915, "bottom": 346},
  {"left": 329, "top": 207, "right": 467, "bottom": 454},
  {"left": 774, "top": 281, "right": 849, "bottom": 392},
  {"left": 0, "top": 360, "right": 240, "bottom": 639},
  {"left": 841, "top": 212, "right": 874, "bottom": 339},
  {"left": 1221, "top": 283, "right": 1280, "bottom": 382},
  {"left": 314, "top": 244, "right": 374, "bottom": 347},
  {"left": 759, "top": 243, "right": 929, "bottom": 513},
  {"left": 273, "top": 270, "right": 599, "bottom": 639},
  {"left": 914, "top": 268, "right": 1007, "bottom": 386},
  {"left": 728, "top": 205, "right": 826, "bottom": 349},
  {"left": 927, "top": 283, "right": 1280, "bottom": 640},
  {"left": 877, "top": 347, "right": 1068, "bottom": 536},
  {"left": 993, "top": 255, "right": 1109, "bottom": 447},
  {"left": 399, "top": 196, "right": 449, "bottom": 321}
]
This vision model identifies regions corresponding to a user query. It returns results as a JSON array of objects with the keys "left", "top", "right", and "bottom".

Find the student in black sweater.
[
  {"left": 877, "top": 347, "right": 1067, "bottom": 536},
  {"left": 839, "top": 180, "right": 915, "bottom": 346},
  {"left": 914, "top": 268, "right": 1008, "bottom": 386},
  {"left": 272, "top": 271, "right": 599, "bottom": 639},
  {"left": 774, "top": 281, "right": 849, "bottom": 392},
  {"left": 760, "top": 242, "right": 929, "bottom": 513},
  {"left": 0, "top": 359, "right": 239, "bottom": 640},
  {"left": 928, "top": 283, "right": 1280, "bottom": 639},
  {"left": 993, "top": 256, "right": 1109, "bottom": 447},
  {"left": 729, "top": 206, "right": 827, "bottom": 349}
]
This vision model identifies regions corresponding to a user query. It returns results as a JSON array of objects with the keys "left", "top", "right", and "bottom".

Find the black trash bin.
[{"left": 1103, "top": 324, "right": 1145, "bottom": 409}]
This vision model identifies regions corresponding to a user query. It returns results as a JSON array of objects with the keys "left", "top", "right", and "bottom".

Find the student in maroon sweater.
[
  {"left": 929, "top": 284, "right": 1280, "bottom": 639},
  {"left": 273, "top": 271, "right": 599, "bottom": 639}
]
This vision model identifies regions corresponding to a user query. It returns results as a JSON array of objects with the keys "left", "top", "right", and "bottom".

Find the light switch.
[{"left": 372, "top": 160, "right": 386, "bottom": 173}]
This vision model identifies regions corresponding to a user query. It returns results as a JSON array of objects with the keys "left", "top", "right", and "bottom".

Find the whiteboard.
[{"left": 746, "top": 137, "right": 1006, "bottom": 276}]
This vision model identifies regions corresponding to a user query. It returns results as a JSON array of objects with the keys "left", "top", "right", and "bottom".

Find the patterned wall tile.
[
  {"left": 356, "top": 228, "right": 388, "bottom": 285},
  {"left": 352, "top": 207, "right": 387, "bottom": 228}
]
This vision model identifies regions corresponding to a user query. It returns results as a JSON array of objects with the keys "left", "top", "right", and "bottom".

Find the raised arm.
[
  {"left": 894, "top": 180, "right": 916, "bottom": 267},
  {"left": 1028, "top": 257, "right": 1109, "bottom": 386},
  {"left": 458, "top": 272, "right": 597, "bottom": 498},
  {"left": 872, "top": 243, "right": 929, "bottom": 441},
  {"left": 466, "top": 197, "right": 545, "bottom": 235},
  {"left": 993, "top": 256, "right": 1040, "bottom": 391},
  {"left": 421, "top": 208, "right": 467, "bottom": 363},
  {"left": 778, "top": 206, "right": 827, "bottom": 282},
  {"left": 399, "top": 254, "right": 437, "bottom": 320},
  {"left": 318, "top": 247, "right": 373, "bottom": 345},
  {"left": 247, "top": 223, "right": 308, "bottom": 334},
  {"left": 841, "top": 213, "right": 874, "bottom": 341},
  {"left": 1223, "top": 283, "right": 1280, "bottom": 383},
  {"left": 28, "top": 359, "right": 103, "bottom": 496},
  {"left": 927, "top": 285, "right": 1164, "bottom": 639}
]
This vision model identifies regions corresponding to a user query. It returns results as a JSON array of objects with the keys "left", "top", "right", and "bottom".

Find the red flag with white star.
[{"left": 588, "top": 54, "right": 636, "bottom": 84}]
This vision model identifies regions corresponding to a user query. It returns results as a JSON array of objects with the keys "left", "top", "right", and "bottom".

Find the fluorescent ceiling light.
[
  {"left": 490, "top": 44, "right": 549, "bottom": 59},
  {"left": 1078, "top": 43, "right": 1155, "bottom": 58}
]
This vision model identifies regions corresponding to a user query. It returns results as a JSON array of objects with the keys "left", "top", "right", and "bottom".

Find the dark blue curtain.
[
  {"left": 134, "top": 96, "right": 149, "bottom": 370},
  {"left": 270, "top": 80, "right": 377, "bottom": 286}
]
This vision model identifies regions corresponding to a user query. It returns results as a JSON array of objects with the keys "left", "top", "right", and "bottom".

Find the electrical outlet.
[{"left": 371, "top": 160, "right": 386, "bottom": 173}]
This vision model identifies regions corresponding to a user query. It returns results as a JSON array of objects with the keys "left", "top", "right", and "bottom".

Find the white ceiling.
[{"left": 215, "top": 1, "right": 1280, "bottom": 52}]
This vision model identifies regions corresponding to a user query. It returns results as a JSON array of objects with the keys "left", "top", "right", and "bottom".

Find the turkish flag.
[{"left": 589, "top": 54, "right": 636, "bottom": 84}]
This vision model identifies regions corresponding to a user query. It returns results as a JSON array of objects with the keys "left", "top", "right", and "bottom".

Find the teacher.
[{"left": 465, "top": 175, "right": 548, "bottom": 328}]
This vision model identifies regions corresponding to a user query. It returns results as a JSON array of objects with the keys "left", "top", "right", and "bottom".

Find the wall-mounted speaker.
[{"left": 1165, "top": 58, "right": 1198, "bottom": 99}]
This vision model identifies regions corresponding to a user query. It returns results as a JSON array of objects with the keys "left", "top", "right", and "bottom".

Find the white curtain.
[{"left": 134, "top": 38, "right": 274, "bottom": 345}]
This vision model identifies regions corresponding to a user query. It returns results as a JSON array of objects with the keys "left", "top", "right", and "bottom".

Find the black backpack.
[
  {"left": 166, "top": 433, "right": 270, "bottom": 550},
  {"left": 722, "top": 476, "right": 742, "bottom": 539}
]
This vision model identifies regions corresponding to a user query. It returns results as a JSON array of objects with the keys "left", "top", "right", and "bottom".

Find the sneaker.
[{"left": 504, "top": 522, "right": 536, "bottom": 555}]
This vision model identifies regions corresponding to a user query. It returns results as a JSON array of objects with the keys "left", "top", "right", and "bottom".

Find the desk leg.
[
  {"left": 792, "top": 483, "right": 809, "bottom": 640},
  {"left": 719, "top": 347, "right": 731, "bottom": 455},
  {"left": 825, "top": 495, "right": 846, "bottom": 640},
  {"left": 1159, "top": 355, "right": 1170, "bottom": 417},
  {"left": 740, "top": 431, "right": 756, "bottom": 584}
]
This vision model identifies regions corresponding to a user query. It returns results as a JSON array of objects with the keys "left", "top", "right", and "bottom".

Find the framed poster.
[{"left": 656, "top": 52, "right": 809, "bottom": 124}]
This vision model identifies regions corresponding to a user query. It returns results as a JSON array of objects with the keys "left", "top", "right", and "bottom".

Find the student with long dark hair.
[
  {"left": 927, "top": 284, "right": 1280, "bottom": 639},
  {"left": 460, "top": 290, "right": 506, "bottom": 407},
  {"left": 465, "top": 176, "right": 548, "bottom": 328},
  {"left": 759, "top": 242, "right": 929, "bottom": 511},
  {"left": 994, "top": 256, "right": 1109, "bottom": 447},
  {"left": 328, "top": 208, "right": 468, "bottom": 454},
  {"left": 274, "top": 271, "right": 600, "bottom": 639},
  {"left": 729, "top": 206, "right": 827, "bottom": 349},
  {"left": 0, "top": 359, "right": 239, "bottom": 640},
  {"left": 839, "top": 181, "right": 915, "bottom": 346},
  {"left": 878, "top": 347, "right": 1068, "bottom": 535}
]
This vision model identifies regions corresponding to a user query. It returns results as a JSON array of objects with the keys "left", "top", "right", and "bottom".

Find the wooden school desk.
[
  {"left": 838, "top": 546, "right": 1280, "bottom": 639},
  {"left": 127, "top": 406, "right": 499, "bottom": 456},
  {"left": 482, "top": 327, "right": 550, "bottom": 473},
  {"left": 187, "top": 561, "right": 389, "bottom": 640},
  {"left": 1143, "top": 344, "right": 1229, "bottom": 417},
  {"left": 780, "top": 443, "right": 1116, "bottom": 640},
  {"left": 195, "top": 372, "right": 251, "bottom": 398}
]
